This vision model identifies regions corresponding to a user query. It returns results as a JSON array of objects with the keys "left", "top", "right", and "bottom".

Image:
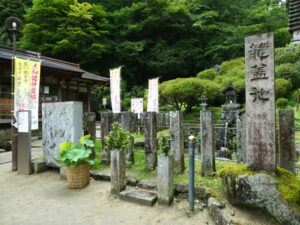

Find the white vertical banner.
[
  {"left": 131, "top": 98, "right": 144, "bottom": 114},
  {"left": 147, "top": 78, "right": 159, "bottom": 112},
  {"left": 110, "top": 67, "right": 121, "bottom": 113}
]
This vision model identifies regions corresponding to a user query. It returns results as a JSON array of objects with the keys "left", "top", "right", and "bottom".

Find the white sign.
[
  {"left": 102, "top": 98, "right": 107, "bottom": 106},
  {"left": 147, "top": 78, "right": 159, "bottom": 112},
  {"left": 18, "top": 111, "right": 29, "bottom": 133},
  {"left": 110, "top": 67, "right": 121, "bottom": 113},
  {"left": 131, "top": 98, "right": 144, "bottom": 114}
]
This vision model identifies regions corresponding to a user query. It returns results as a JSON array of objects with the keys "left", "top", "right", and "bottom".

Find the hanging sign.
[
  {"left": 110, "top": 67, "right": 121, "bottom": 113},
  {"left": 131, "top": 98, "right": 144, "bottom": 114},
  {"left": 147, "top": 78, "right": 159, "bottom": 112},
  {"left": 14, "top": 58, "right": 41, "bottom": 130}
]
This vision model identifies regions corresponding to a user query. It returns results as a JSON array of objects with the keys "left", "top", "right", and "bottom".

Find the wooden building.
[{"left": 0, "top": 44, "right": 109, "bottom": 126}]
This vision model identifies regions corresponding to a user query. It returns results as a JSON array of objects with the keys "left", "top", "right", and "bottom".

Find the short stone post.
[
  {"left": 236, "top": 111, "right": 246, "bottom": 163},
  {"left": 200, "top": 110, "right": 216, "bottom": 176},
  {"left": 110, "top": 150, "right": 126, "bottom": 194},
  {"left": 143, "top": 112, "right": 157, "bottom": 170},
  {"left": 83, "top": 112, "right": 96, "bottom": 140},
  {"left": 170, "top": 111, "right": 184, "bottom": 173},
  {"left": 279, "top": 110, "right": 295, "bottom": 173},
  {"left": 157, "top": 154, "right": 174, "bottom": 205},
  {"left": 101, "top": 112, "right": 114, "bottom": 165},
  {"left": 121, "top": 112, "right": 137, "bottom": 164}
]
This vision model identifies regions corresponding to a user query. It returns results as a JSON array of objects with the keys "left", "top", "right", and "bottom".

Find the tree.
[{"left": 20, "top": 0, "right": 110, "bottom": 69}]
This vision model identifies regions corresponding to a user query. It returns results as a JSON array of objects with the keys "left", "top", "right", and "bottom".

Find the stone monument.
[
  {"left": 245, "top": 32, "right": 276, "bottom": 172},
  {"left": 42, "top": 102, "right": 83, "bottom": 167}
]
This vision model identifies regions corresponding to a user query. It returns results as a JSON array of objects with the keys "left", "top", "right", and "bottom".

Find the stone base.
[
  {"left": 31, "top": 159, "right": 49, "bottom": 174},
  {"left": 119, "top": 189, "right": 157, "bottom": 207},
  {"left": 60, "top": 167, "right": 67, "bottom": 180}
]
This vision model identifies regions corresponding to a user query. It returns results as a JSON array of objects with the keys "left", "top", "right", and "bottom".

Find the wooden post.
[{"left": 143, "top": 112, "right": 157, "bottom": 171}]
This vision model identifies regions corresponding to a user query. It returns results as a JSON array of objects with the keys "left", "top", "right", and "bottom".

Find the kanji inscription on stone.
[{"left": 245, "top": 32, "right": 276, "bottom": 172}]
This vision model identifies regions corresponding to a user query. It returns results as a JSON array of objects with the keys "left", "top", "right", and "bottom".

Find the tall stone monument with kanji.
[{"left": 245, "top": 32, "right": 276, "bottom": 172}]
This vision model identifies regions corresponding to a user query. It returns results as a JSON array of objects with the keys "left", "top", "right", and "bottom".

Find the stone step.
[{"left": 119, "top": 188, "right": 157, "bottom": 207}]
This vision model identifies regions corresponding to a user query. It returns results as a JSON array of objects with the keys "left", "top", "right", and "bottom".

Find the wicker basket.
[{"left": 66, "top": 164, "right": 90, "bottom": 189}]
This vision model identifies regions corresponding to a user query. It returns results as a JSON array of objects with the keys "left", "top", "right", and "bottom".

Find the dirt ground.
[{"left": 0, "top": 162, "right": 214, "bottom": 225}]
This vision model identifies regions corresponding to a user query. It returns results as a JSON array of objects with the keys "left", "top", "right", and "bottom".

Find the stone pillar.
[
  {"left": 157, "top": 154, "right": 174, "bottom": 205},
  {"left": 43, "top": 102, "right": 83, "bottom": 168},
  {"left": 236, "top": 111, "right": 246, "bottom": 163},
  {"left": 200, "top": 110, "right": 216, "bottom": 176},
  {"left": 121, "top": 112, "right": 137, "bottom": 164},
  {"left": 110, "top": 150, "right": 126, "bottom": 194},
  {"left": 279, "top": 110, "right": 295, "bottom": 173},
  {"left": 245, "top": 33, "right": 276, "bottom": 172},
  {"left": 143, "top": 112, "right": 157, "bottom": 171},
  {"left": 170, "top": 111, "right": 184, "bottom": 173},
  {"left": 100, "top": 112, "right": 114, "bottom": 165},
  {"left": 83, "top": 112, "right": 96, "bottom": 140}
]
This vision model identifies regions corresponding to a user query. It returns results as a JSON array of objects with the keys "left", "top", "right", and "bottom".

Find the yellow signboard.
[{"left": 14, "top": 58, "right": 41, "bottom": 130}]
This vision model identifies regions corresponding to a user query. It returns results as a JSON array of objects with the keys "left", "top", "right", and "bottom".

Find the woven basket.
[{"left": 66, "top": 164, "right": 90, "bottom": 189}]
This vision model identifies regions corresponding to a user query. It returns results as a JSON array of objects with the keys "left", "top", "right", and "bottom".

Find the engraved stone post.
[
  {"left": 200, "top": 110, "right": 216, "bottom": 176},
  {"left": 143, "top": 112, "right": 157, "bottom": 170},
  {"left": 170, "top": 111, "right": 184, "bottom": 173},
  {"left": 236, "top": 111, "right": 246, "bottom": 163},
  {"left": 110, "top": 150, "right": 126, "bottom": 194},
  {"left": 101, "top": 112, "right": 114, "bottom": 165},
  {"left": 83, "top": 112, "right": 96, "bottom": 140},
  {"left": 157, "top": 154, "right": 174, "bottom": 205},
  {"left": 245, "top": 32, "right": 276, "bottom": 172},
  {"left": 279, "top": 110, "right": 295, "bottom": 173},
  {"left": 121, "top": 112, "right": 137, "bottom": 164}
]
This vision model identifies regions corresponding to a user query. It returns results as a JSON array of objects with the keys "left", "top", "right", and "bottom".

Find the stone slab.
[
  {"left": 60, "top": 167, "right": 67, "bottom": 180},
  {"left": 31, "top": 159, "right": 49, "bottom": 174},
  {"left": 119, "top": 189, "right": 157, "bottom": 207}
]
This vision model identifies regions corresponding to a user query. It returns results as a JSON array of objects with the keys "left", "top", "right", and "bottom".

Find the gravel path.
[{"left": 0, "top": 162, "right": 213, "bottom": 225}]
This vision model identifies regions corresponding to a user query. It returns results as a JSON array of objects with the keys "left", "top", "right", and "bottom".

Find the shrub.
[
  {"left": 276, "top": 63, "right": 300, "bottom": 87},
  {"left": 275, "top": 78, "right": 292, "bottom": 99},
  {"left": 219, "top": 58, "right": 244, "bottom": 75},
  {"left": 275, "top": 48, "right": 297, "bottom": 65},
  {"left": 276, "top": 98, "right": 289, "bottom": 109},
  {"left": 197, "top": 68, "right": 218, "bottom": 80},
  {"left": 105, "top": 123, "right": 131, "bottom": 152}
]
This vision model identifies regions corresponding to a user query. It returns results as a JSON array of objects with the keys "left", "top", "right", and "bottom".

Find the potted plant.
[
  {"left": 56, "top": 135, "right": 94, "bottom": 189},
  {"left": 105, "top": 122, "right": 131, "bottom": 194},
  {"left": 157, "top": 136, "right": 174, "bottom": 205}
]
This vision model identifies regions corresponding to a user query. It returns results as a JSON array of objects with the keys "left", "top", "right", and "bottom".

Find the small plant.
[
  {"left": 157, "top": 136, "right": 171, "bottom": 156},
  {"left": 105, "top": 122, "right": 132, "bottom": 152},
  {"left": 56, "top": 135, "right": 95, "bottom": 168},
  {"left": 228, "top": 136, "right": 237, "bottom": 150}
]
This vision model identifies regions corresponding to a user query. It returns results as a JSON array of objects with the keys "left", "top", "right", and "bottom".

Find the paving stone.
[
  {"left": 90, "top": 171, "right": 111, "bottom": 181},
  {"left": 119, "top": 188, "right": 157, "bottom": 207},
  {"left": 137, "top": 181, "right": 157, "bottom": 190},
  {"left": 31, "top": 159, "right": 49, "bottom": 174}
]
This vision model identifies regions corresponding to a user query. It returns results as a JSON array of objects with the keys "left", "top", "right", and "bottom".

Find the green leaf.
[
  {"left": 59, "top": 142, "right": 73, "bottom": 151},
  {"left": 79, "top": 135, "right": 91, "bottom": 144},
  {"left": 83, "top": 138, "right": 94, "bottom": 147}
]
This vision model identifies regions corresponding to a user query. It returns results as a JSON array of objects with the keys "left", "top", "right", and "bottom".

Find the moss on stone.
[
  {"left": 218, "top": 164, "right": 300, "bottom": 213},
  {"left": 272, "top": 168, "right": 300, "bottom": 213}
]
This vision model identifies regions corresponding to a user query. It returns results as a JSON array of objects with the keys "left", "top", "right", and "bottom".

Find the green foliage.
[
  {"left": 275, "top": 47, "right": 298, "bottom": 65},
  {"left": 228, "top": 136, "right": 237, "bottom": 151},
  {"left": 197, "top": 68, "right": 218, "bottom": 80},
  {"left": 275, "top": 78, "right": 292, "bottom": 99},
  {"left": 157, "top": 136, "right": 170, "bottom": 156},
  {"left": 276, "top": 98, "right": 289, "bottom": 109},
  {"left": 276, "top": 63, "right": 300, "bottom": 88},
  {"left": 56, "top": 135, "right": 95, "bottom": 168},
  {"left": 105, "top": 122, "right": 132, "bottom": 152}
]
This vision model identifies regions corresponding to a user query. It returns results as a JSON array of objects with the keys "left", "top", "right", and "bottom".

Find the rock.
[
  {"left": 137, "top": 181, "right": 157, "bottom": 190},
  {"left": 0, "top": 149, "right": 6, "bottom": 153},
  {"left": 31, "top": 159, "right": 49, "bottom": 174},
  {"left": 127, "top": 177, "right": 139, "bottom": 186},
  {"left": 134, "top": 141, "right": 145, "bottom": 148},
  {"left": 208, "top": 197, "right": 233, "bottom": 225},
  {"left": 208, "top": 198, "right": 224, "bottom": 209},
  {"left": 222, "top": 173, "right": 300, "bottom": 225},
  {"left": 119, "top": 189, "right": 157, "bottom": 207},
  {"left": 60, "top": 167, "right": 67, "bottom": 180},
  {"left": 195, "top": 187, "right": 207, "bottom": 200},
  {"left": 90, "top": 171, "right": 111, "bottom": 181},
  {"left": 174, "top": 183, "right": 188, "bottom": 194}
]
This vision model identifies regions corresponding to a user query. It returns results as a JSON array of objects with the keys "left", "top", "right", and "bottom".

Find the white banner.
[
  {"left": 147, "top": 78, "right": 159, "bottom": 112},
  {"left": 131, "top": 98, "right": 144, "bottom": 114},
  {"left": 110, "top": 67, "right": 121, "bottom": 113},
  {"left": 14, "top": 58, "right": 41, "bottom": 130}
]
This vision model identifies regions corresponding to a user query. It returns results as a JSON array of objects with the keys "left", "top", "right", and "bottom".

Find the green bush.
[
  {"left": 275, "top": 48, "right": 297, "bottom": 65},
  {"left": 276, "top": 98, "right": 289, "bottom": 109},
  {"left": 105, "top": 123, "right": 131, "bottom": 152},
  {"left": 197, "top": 68, "right": 218, "bottom": 80},
  {"left": 275, "top": 78, "right": 292, "bottom": 99},
  {"left": 219, "top": 58, "right": 244, "bottom": 75},
  {"left": 276, "top": 63, "right": 300, "bottom": 87}
]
